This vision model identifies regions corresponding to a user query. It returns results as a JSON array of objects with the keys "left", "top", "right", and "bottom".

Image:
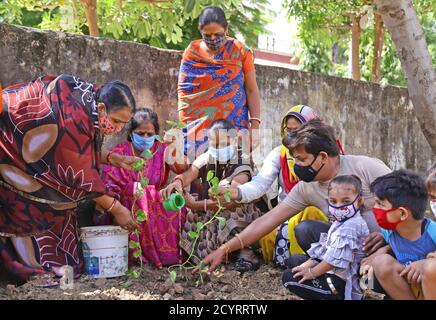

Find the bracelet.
[
  {"left": 174, "top": 177, "right": 184, "bottom": 189},
  {"left": 106, "top": 150, "right": 115, "bottom": 164},
  {"left": 235, "top": 187, "right": 243, "bottom": 203},
  {"left": 203, "top": 199, "right": 207, "bottom": 212},
  {"left": 235, "top": 233, "right": 244, "bottom": 249},
  {"left": 106, "top": 198, "right": 117, "bottom": 213},
  {"left": 249, "top": 118, "right": 261, "bottom": 124},
  {"left": 219, "top": 243, "right": 230, "bottom": 264}
]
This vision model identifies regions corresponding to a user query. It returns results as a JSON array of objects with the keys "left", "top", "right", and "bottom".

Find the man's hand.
[{"left": 363, "top": 232, "right": 386, "bottom": 255}]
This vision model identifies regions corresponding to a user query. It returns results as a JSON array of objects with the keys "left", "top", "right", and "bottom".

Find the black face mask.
[{"left": 294, "top": 153, "right": 325, "bottom": 182}]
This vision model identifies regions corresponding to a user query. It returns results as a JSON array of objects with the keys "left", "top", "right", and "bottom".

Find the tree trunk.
[
  {"left": 351, "top": 14, "right": 361, "bottom": 81},
  {"left": 375, "top": 0, "right": 436, "bottom": 154},
  {"left": 80, "top": 0, "right": 99, "bottom": 37},
  {"left": 372, "top": 11, "right": 384, "bottom": 83}
]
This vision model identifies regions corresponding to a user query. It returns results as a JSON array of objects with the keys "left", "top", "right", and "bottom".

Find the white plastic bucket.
[{"left": 80, "top": 226, "right": 129, "bottom": 278}]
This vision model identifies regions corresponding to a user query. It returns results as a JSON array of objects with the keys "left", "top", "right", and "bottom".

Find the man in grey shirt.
[{"left": 200, "top": 120, "right": 391, "bottom": 272}]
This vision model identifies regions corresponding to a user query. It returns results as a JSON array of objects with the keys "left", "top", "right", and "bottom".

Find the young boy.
[{"left": 366, "top": 169, "right": 436, "bottom": 300}]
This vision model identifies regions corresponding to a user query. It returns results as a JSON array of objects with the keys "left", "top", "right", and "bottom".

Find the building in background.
[{"left": 254, "top": 0, "right": 300, "bottom": 69}]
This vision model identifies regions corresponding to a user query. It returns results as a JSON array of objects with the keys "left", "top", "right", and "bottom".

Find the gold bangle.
[
  {"left": 235, "top": 233, "right": 244, "bottom": 249},
  {"left": 219, "top": 243, "right": 230, "bottom": 264},
  {"left": 106, "top": 198, "right": 117, "bottom": 213}
]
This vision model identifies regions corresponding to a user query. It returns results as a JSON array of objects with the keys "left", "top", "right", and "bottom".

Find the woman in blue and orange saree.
[{"left": 177, "top": 6, "right": 262, "bottom": 160}]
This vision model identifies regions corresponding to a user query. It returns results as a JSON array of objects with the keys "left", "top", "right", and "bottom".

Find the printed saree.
[
  {"left": 0, "top": 74, "right": 105, "bottom": 279},
  {"left": 101, "top": 141, "right": 185, "bottom": 268},
  {"left": 178, "top": 38, "right": 255, "bottom": 159}
]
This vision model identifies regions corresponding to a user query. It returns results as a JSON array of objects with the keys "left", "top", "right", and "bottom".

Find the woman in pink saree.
[{"left": 99, "top": 109, "right": 187, "bottom": 268}]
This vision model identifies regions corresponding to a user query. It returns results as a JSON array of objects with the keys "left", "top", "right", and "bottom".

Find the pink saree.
[{"left": 100, "top": 141, "right": 185, "bottom": 268}]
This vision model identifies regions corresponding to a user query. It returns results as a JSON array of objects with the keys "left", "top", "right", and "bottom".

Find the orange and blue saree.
[{"left": 178, "top": 38, "right": 255, "bottom": 159}]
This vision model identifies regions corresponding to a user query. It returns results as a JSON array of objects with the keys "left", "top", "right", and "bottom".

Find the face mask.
[
  {"left": 209, "top": 145, "right": 235, "bottom": 162},
  {"left": 202, "top": 34, "right": 227, "bottom": 51},
  {"left": 328, "top": 194, "right": 362, "bottom": 223},
  {"left": 98, "top": 107, "right": 121, "bottom": 135},
  {"left": 294, "top": 153, "right": 325, "bottom": 183},
  {"left": 372, "top": 207, "right": 402, "bottom": 230},
  {"left": 430, "top": 200, "right": 436, "bottom": 217},
  {"left": 131, "top": 133, "right": 155, "bottom": 151}
]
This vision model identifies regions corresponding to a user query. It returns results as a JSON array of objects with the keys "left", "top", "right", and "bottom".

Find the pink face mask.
[{"left": 98, "top": 111, "right": 120, "bottom": 136}]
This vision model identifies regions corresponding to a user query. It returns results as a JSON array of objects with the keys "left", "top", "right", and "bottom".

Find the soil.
[{"left": 0, "top": 263, "right": 384, "bottom": 300}]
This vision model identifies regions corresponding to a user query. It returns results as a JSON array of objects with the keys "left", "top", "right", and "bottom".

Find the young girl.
[{"left": 282, "top": 175, "right": 370, "bottom": 300}]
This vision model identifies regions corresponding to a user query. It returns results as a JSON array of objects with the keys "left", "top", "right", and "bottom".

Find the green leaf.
[
  {"left": 155, "top": 135, "right": 164, "bottom": 143},
  {"left": 140, "top": 177, "right": 149, "bottom": 188},
  {"left": 166, "top": 120, "right": 178, "bottom": 127},
  {"left": 216, "top": 216, "right": 226, "bottom": 228},
  {"left": 141, "top": 149, "right": 153, "bottom": 160},
  {"left": 196, "top": 222, "right": 204, "bottom": 231},
  {"left": 177, "top": 122, "right": 185, "bottom": 129},
  {"left": 224, "top": 191, "right": 231, "bottom": 203},
  {"left": 206, "top": 170, "right": 214, "bottom": 182},
  {"left": 129, "top": 240, "right": 140, "bottom": 249},
  {"left": 184, "top": 0, "right": 195, "bottom": 13},
  {"left": 132, "top": 250, "right": 141, "bottom": 258},
  {"left": 132, "top": 159, "right": 145, "bottom": 172},
  {"left": 132, "top": 269, "right": 141, "bottom": 278},
  {"left": 169, "top": 270, "right": 177, "bottom": 283},
  {"left": 211, "top": 177, "right": 219, "bottom": 188},
  {"left": 135, "top": 209, "right": 147, "bottom": 222},
  {"left": 135, "top": 188, "right": 144, "bottom": 198},
  {"left": 199, "top": 260, "right": 208, "bottom": 273},
  {"left": 187, "top": 231, "right": 199, "bottom": 240},
  {"left": 125, "top": 269, "right": 134, "bottom": 276},
  {"left": 119, "top": 280, "right": 130, "bottom": 288},
  {"left": 211, "top": 185, "right": 218, "bottom": 196}
]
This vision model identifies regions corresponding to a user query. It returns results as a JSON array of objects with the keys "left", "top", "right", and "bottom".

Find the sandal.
[
  {"left": 28, "top": 274, "right": 59, "bottom": 288},
  {"left": 234, "top": 257, "right": 260, "bottom": 273}
]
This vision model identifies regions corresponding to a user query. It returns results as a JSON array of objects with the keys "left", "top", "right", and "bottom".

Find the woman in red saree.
[
  {"left": 99, "top": 109, "right": 188, "bottom": 268},
  {"left": 0, "top": 74, "right": 138, "bottom": 281},
  {"left": 178, "top": 6, "right": 261, "bottom": 160}
]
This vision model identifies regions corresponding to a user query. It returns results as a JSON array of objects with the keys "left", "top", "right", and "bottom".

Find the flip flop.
[
  {"left": 28, "top": 274, "right": 59, "bottom": 288},
  {"left": 234, "top": 257, "right": 260, "bottom": 273}
]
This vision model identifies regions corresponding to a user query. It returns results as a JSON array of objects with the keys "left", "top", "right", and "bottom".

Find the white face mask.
[
  {"left": 328, "top": 194, "right": 361, "bottom": 223},
  {"left": 209, "top": 145, "right": 235, "bottom": 162},
  {"left": 430, "top": 200, "right": 436, "bottom": 217}
]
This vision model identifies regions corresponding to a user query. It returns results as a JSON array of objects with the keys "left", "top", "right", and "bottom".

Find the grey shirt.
[{"left": 282, "top": 155, "right": 392, "bottom": 233}]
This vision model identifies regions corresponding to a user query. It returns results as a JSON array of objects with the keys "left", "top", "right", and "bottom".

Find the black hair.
[
  {"left": 329, "top": 175, "right": 362, "bottom": 195},
  {"left": 198, "top": 6, "right": 228, "bottom": 29},
  {"left": 96, "top": 80, "right": 136, "bottom": 113},
  {"left": 426, "top": 163, "right": 436, "bottom": 192},
  {"left": 128, "top": 108, "right": 159, "bottom": 141},
  {"left": 283, "top": 119, "right": 340, "bottom": 157},
  {"left": 370, "top": 169, "right": 428, "bottom": 220}
]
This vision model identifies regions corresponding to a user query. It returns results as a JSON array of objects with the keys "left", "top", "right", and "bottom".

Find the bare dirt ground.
[{"left": 0, "top": 263, "right": 384, "bottom": 300}]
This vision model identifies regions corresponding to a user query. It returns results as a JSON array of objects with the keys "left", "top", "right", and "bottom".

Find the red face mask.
[
  {"left": 99, "top": 113, "right": 120, "bottom": 135},
  {"left": 372, "top": 207, "right": 402, "bottom": 230}
]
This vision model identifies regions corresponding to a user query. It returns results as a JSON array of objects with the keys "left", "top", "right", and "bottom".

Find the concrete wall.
[{"left": 1, "top": 24, "right": 434, "bottom": 172}]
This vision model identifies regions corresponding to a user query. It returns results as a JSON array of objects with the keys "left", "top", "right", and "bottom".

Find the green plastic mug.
[{"left": 162, "top": 193, "right": 186, "bottom": 211}]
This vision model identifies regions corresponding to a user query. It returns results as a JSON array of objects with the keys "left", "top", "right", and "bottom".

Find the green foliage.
[
  {"left": 132, "top": 159, "right": 145, "bottom": 172},
  {"left": 167, "top": 170, "right": 228, "bottom": 284},
  {"left": 0, "top": 0, "right": 271, "bottom": 50},
  {"left": 284, "top": 0, "right": 436, "bottom": 86}
]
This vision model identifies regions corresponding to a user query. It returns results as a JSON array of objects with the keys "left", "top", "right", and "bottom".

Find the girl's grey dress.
[{"left": 307, "top": 213, "right": 370, "bottom": 300}]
